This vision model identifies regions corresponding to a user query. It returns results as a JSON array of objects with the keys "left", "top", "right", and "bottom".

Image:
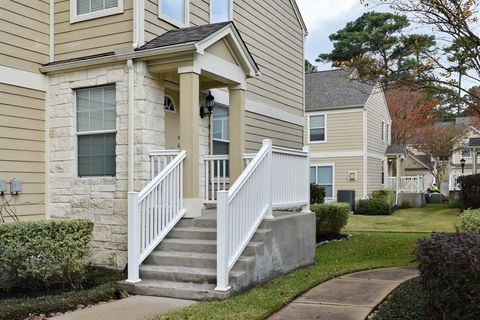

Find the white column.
[
  {"left": 474, "top": 149, "right": 478, "bottom": 174},
  {"left": 302, "top": 146, "right": 311, "bottom": 213},
  {"left": 215, "top": 190, "right": 231, "bottom": 292},
  {"left": 395, "top": 156, "right": 401, "bottom": 205},
  {"left": 127, "top": 192, "right": 141, "bottom": 283},
  {"left": 383, "top": 157, "right": 389, "bottom": 188}
]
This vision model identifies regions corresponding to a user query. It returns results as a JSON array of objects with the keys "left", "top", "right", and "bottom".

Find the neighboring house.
[
  {"left": 1, "top": 0, "right": 314, "bottom": 299},
  {"left": 305, "top": 70, "right": 391, "bottom": 200}
]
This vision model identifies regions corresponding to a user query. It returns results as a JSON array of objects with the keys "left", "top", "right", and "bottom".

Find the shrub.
[
  {"left": 458, "top": 174, "right": 480, "bottom": 210},
  {"left": 310, "top": 183, "right": 326, "bottom": 205},
  {"left": 0, "top": 220, "right": 94, "bottom": 292},
  {"left": 416, "top": 233, "right": 480, "bottom": 319},
  {"left": 457, "top": 209, "right": 480, "bottom": 233},
  {"left": 372, "top": 189, "right": 395, "bottom": 206},
  {"left": 448, "top": 199, "right": 460, "bottom": 209},
  {"left": 355, "top": 199, "right": 392, "bottom": 215},
  {"left": 311, "top": 203, "right": 349, "bottom": 235}
]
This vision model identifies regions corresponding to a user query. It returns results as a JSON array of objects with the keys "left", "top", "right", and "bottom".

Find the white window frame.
[
  {"left": 209, "top": 0, "right": 233, "bottom": 23},
  {"left": 308, "top": 114, "right": 327, "bottom": 144},
  {"left": 211, "top": 104, "right": 230, "bottom": 153},
  {"left": 164, "top": 94, "right": 177, "bottom": 113},
  {"left": 158, "top": 0, "right": 190, "bottom": 28},
  {"left": 381, "top": 121, "right": 385, "bottom": 142},
  {"left": 70, "top": 0, "right": 124, "bottom": 24},
  {"left": 74, "top": 85, "right": 117, "bottom": 178},
  {"left": 461, "top": 139, "right": 472, "bottom": 158},
  {"left": 310, "top": 164, "right": 335, "bottom": 200},
  {"left": 386, "top": 123, "right": 390, "bottom": 144}
]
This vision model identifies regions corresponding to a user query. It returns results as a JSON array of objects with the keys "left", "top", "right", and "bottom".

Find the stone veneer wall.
[{"left": 48, "top": 62, "right": 165, "bottom": 267}]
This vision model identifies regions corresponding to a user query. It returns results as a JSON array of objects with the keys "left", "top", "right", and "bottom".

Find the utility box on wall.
[
  {"left": 337, "top": 190, "right": 356, "bottom": 212},
  {"left": 10, "top": 178, "right": 22, "bottom": 194}
]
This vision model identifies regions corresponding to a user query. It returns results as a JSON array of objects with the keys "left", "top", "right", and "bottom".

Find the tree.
[
  {"left": 317, "top": 11, "right": 436, "bottom": 88},
  {"left": 413, "top": 123, "right": 464, "bottom": 191},
  {"left": 362, "top": 0, "right": 480, "bottom": 104},
  {"left": 305, "top": 59, "right": 318, "bottom": 73},
  {"left": 386, "top": 89, "right": 437, "bottom": 144}
]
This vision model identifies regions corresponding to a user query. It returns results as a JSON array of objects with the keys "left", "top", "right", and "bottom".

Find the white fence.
[
  {"left": 149, "top": 150, "right": 180, "bottom": 179},
  {"left": 127, "top": 151, "right": 187, "bottom": 283},
  {"left": 215, "top": 140, "right": 309, "bottom": 291},
  {"left": 386, "top": 176, "right": 424, "bottom": 193},
  {"left": 449, "top": 173, "right": 467, "bottom": 191}
]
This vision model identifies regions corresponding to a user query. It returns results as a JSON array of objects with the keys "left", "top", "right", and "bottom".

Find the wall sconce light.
[
  {"left": 200, "top": 91, "right": 215, "bottom": 118},
  {"left": 460, "top": 158, "right": 466, "bottom": 174}
]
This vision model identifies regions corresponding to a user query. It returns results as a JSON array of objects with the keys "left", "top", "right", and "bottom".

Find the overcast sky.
[{"left": 296, "top": 0, "right": 372, "bottom": 70}]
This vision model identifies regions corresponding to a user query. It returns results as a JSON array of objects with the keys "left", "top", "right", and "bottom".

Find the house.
[
  {"left": 1, "top": 0, "right": 315, "bottom": 299},
  {"left": 305, "top": 70, "right": 391, "bottom": 201}
]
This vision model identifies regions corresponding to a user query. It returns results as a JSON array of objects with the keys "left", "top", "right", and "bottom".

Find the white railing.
[
  {"left": 215, "top": 140, "right": 309, "bottom": 291},
  {"left": 149, "top": 150, "right": 180, "bottom": 179},
  {"left": 449, "top": 172, "right": 467, "bottom": 191},
  {"left": 386, "top": 176, "right": 424, "bottom": 193},
  {"left": 127, "top": 151, "right": 187, "bottom": 283},
  {"left": 204, "top": 154, "right": 257, "bottom": 203}
]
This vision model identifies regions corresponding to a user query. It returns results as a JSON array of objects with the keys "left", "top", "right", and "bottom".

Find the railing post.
[
  {"left": 263, "top": 139, "right": 274, "bottom": 220},
  {"left": 302, "top": 146, "right": 310, "bottom": 213},
  {"left": 216, "top": 190, "right": 231, "bottom": 292},
  {"left": 127, "top": 192, "right": 141, "bottom": 283}
]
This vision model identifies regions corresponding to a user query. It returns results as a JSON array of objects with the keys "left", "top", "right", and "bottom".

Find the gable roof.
[
  {"left": 289, "top": 0, "right": 308, "bottom": 35},
  {"left": 386, "top": 144, "right": 407, "bottom": 155},
  {"left": 305, "top": 69, "right": 375, "bottom": 112}
]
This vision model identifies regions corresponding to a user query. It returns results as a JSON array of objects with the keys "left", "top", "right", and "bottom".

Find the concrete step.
[
  {"left": 155, "top": 238, "right": 264, "bottom": 255},
  {"left": 139, "top": 265, "right": 245, "bottom": 284},
  {"left": 144, "top": 251, "right": 255, "bottom": 270},
  {"left": 117, "top": 279, "right": 229, "bottom": 301},
  {"left": 166, "top": 226, "right": 271, "bottom": 242}
]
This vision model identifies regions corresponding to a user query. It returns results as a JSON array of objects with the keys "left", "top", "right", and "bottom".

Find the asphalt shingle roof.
[
  {"left": 386, "top": 144, "right": 407, "bottom": 155},
  {"left": 469, "top": 137, "right": 480, "bottom": 147},
  {"left": 305, "top": 69, "right": 375, "bottom": 112},
  {"left": 137, "top": 22, "right": 231, "bottom": 51}
]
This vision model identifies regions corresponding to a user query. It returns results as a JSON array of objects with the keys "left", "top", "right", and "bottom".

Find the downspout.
[
  {"left": 128, "top": 59, "right": 135, "bottom": 192},
  {"left": 363, "top": 107, "right": 368, "bottom": 199}
]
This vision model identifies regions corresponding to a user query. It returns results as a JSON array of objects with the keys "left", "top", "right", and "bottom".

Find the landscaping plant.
[
  {"left": 458, "top": 174, "right": 480, "bottom": 210},
  {"left": 372, "top": 189, "right": 395, "bottom": 206},
  {"left": 0, "top": 220, "right": 94, "bottom": 292},
  {"left": 355, "top": 199, "right": 392, "bottom": 216},
  {"left": 457, "top": 209, "right": 480, "bottom": 233},
  {"left": 416, "top": 233, "right": 480, "bottom": 319},
  {"left": 311, "top": 203, "right": 349, "bottom": 236},
  {"left": 310, "top": 183, "right": 326, "bottom": 205}
]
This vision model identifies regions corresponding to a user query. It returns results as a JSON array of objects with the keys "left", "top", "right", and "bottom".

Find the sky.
[{"left": 296, "top": 0, "right": 373, "bottom": 70}]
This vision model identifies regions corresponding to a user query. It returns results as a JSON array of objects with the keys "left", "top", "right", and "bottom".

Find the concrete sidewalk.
[
  {"left": 268, "top": 267, "right": 418, "bottom": 320},
  {"left": 50, "top": 295, "right": 195, "bottom": 320}
]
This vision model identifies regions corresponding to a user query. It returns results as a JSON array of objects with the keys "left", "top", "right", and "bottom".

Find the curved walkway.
[{"left": 268, "top": 266, "right": 418, "bottom": 320}]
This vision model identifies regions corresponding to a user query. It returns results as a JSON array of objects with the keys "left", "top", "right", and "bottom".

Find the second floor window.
[
  {"left": 211, "top": 0, "right": 232, "bottom": 23},
  {"left": 309, "top": 115, "right": 326, "bottom": 142},
  {"left": 77, "top": 0, "right": 119, "bottom": 15},
  {"left": 160, "top": 0, "right": 188, "bottom": 27}
]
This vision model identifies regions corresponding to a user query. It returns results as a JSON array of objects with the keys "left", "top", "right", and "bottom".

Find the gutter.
[{"left": 127, "top": 59, "right": 135, "bottom": 192}]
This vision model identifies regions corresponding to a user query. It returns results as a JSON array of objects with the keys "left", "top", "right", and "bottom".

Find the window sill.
[
  {"left": 159, "top": 14, "right": 188, "bottom": 29},
  {"left": 70, "top": 6, "right": 124, "bottom": 24}
]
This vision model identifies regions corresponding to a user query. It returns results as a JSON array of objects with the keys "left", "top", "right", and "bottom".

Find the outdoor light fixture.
[
  {"left": 200, "top": 91, "right": 215, "bottom": 118},
  {"left": 460, "top": 158, "right": 466, "bottom": 174}
]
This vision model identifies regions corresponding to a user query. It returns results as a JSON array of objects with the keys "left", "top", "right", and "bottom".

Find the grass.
[
  {"left": 152, "top": 232, "right": 426, "bottom": 320},
  {"left": 372, "top": 277, "right": 427, "bottom": 320},
  {"left": 0, "top": 268, "right": 124, "bottom": 320},
  {"left": 345, "top": 204, "right": 459, "bottom": 233}
]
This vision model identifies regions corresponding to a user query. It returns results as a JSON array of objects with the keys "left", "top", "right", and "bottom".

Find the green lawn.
[
  {"left": 344, "top": 204, "right": 459, "bottom": 233},
  {"left": 152, "top": 233, "right": 425, "bottom": 320}
]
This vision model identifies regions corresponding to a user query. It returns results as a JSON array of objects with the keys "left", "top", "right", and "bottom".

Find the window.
[
  {"left": 159, "top": 0, "right": 188, "bottom": 27},
  {"left": 212, "top": 104, "right": 229, "bottom": 155},
  {"left": 71, "top": 0, "right": 123, "bottom": 23},
  {"left": 381, "top": 161, "right": 385, "bottom": 185},
  {"left": 76, "top": 86, "right": 117, "bottom": 177},
  {"left": 309, "top": 115, "right": 326, "bottom": 142},
  {"left": 386, "top": 123, "right": 390, "bottom": 143},
  {"left": 381, "top": 121, "right": 385, "bottom": 142},
  {"left": 164, "top": 95, "right": 176, "bottom": 112},
  {"left": 461, "top": 140, "right": 472, "bottom": 158},
  {"left": 310, "top": 166, "right": 334, "bottom": 198},
  {"left": 210, "top": 0, "right": 232, "bottom": 23}
]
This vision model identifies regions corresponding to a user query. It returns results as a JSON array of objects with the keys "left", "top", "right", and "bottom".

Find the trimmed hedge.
[
  {"left": 355, "top": 199, "right": 392, "bottom": 215},
  {"left": 310, "top": 183, "right": 326, "bottom": 205},
  {"left": 458, "top": 174, "right": 480, "bottom": 210},
  {"left": 457, "top": 209, "right": 480, "bottom": 233},
  {"left": 0, "top": 220, "right": 94, "bottom": 292},
  {"left": 372, "top": 189, "right": 395, "bottom": 206},
  {"left": 416, "top": 233, "right": 480, "bottom": 319},
  {"left": 311, "top": 203, "right": 349, "bottom": 235}
]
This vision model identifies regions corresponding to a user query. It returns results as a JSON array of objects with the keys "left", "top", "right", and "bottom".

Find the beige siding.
[
  {"left": 54, "top": 0, "right": 133, "bottom": 61},
  {"left": 306, "top": 110, "right": 364, "bottom": 153},
  {"left": 366, "top": 87, "right": 390, "bottom": 155},
  {"left": 310, "top": 157, "right": 364, "bottom": 200},
  {"left": 245, "top": 111, "right": 303, "bottom": 152},
  {"left": 0, "top": 0, "right": 50, "bottom": 72},
  {"left": 0, "top": 83, "right": 45, "bottom": 221},
  {"left": 367, "top": 157, "right": 383, "bottom": 195}
]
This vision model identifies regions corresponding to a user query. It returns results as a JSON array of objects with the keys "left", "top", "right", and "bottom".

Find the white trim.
[
  {"left": 381, "top": 120, "right": 386, "bottom": 142},
  {"left": 363, "top": 108, "right": 368, "bottom": 198},
  {"left": 306, "top": 108, "right": 364, "bottom": 116},
  {"left": 288, "top": 0, "right": 308, "bottom": 35},
  {"left": 310, "top": 163, "right": 335, "bottom": 200},
  {"left": 49, "top": 0, "right": 54, "bottom": 61},
  {"left": 164, "top": 94, "right": 177, "bottom": 113},
  {"left": 45, "top": 75, "right": 51, "bottom": 219},
  {"left": 310, "top": 151, "right": 364, "bottom": 158},
  {"left": 209, "top": 0, "right": 233, "bottom": 23},
  {"left": 0, "top": 66, "right": 47, "bottom": 91},
  {"left": 307, "top": 113, "right": 327, "bottom": 144},
  {"left": 70, "top": 0, "right": 124, "bottom": 24},
  {"left": 367, "top": 151, "right": 387, "bottom": 161},
  {"left": 158, "top": 0, "right": 190, "bottom": 28},
  {"left": 196, "top": 52, "right": 246, "bottom": 87},
  {"left": 132, "top": 0, "right": 145, "bottom": 48}
]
